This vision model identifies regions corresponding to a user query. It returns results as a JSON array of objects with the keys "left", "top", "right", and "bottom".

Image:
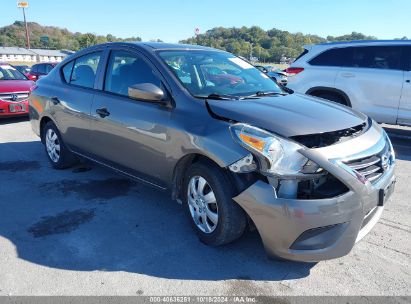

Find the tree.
[
  {"left": 0, "top": 21, "right": 142, "bottom": 51},
  {"left": 181, "top": 26, "right": 376, "bottom": 63}
]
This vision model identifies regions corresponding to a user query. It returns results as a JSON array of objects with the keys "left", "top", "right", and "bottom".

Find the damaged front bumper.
[{"left": 232, "top": 123, "right": 396, "bottom": 262}]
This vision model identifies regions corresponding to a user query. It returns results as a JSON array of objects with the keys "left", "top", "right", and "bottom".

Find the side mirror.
[{"left": 128, "top": 83, "right": 165, "bottom": 102}]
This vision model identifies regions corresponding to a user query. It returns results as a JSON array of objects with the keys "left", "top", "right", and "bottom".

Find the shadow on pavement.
[
  {"left": 384, "top": 126, "right": 411, "bottom": 161},
  {"left": 0, "top": 116, "right": 29, "bottom": 125},
  {"left": 0, "top": 141, "right": 315, "bottom": 281}
]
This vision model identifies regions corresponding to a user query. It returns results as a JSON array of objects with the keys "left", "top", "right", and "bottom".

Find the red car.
[
  {"left": 203, "top": 66, "right": 244, "bottom": 86},
  {"left": 0, "top": 63, "right": 35, "bottom": 117}
]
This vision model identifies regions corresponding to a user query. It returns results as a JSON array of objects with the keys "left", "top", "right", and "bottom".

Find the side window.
[
  {"left": 350, "top": 46, "right": 402, "bottom": 70},
  {"left": 309, "top": 48, "right": 352, "bottom": 67},
  {"left": 62, "top": 61, "right": 74, "bottom": 83},
  {"left": 70, "top": 52, "right": 101, "bottom": 89},
  {"left": 404, "top": 46, "right": 411, "bottom": 71},
  {"left": 37, "top": 64, "right": 47, "bottom": 74},
  {"left": 46, "top": 64, "right": 54, "bottom": 73},
  {"left": 104, "top": 50, "right": 162, "bottom": 97},
  {"left": 31, "top": 65, "right": 38, "bottom": 73}
]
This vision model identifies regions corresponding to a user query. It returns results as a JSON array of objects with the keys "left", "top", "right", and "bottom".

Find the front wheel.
[
  {"left": 43, "top": 121, "right": 77, "bottom": 169},
  {"left": 183, "top": 161, "right": 247, "bottom": 246}
]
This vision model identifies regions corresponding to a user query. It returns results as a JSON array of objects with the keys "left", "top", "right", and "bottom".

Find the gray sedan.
[{"left": 29, "top": 42, "right": 396, "bottom": 262}]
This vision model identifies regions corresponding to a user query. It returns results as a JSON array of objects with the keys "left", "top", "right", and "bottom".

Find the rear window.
[
  {"left": 294, "top": 49, "right": 309, "bottom": 62},
  {"left": 309, "top": 48, "right": 351, "bottom": 66},
  {"left": 62, "top": 61, "right": 74, "bottom": 83},
  {"left": 0, "top": 64, "right": 27, "bottom": 80}
]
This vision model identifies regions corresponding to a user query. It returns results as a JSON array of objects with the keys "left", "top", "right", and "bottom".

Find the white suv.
[{"left": 287, "top": 40, "right": 411, "bottom": 126}]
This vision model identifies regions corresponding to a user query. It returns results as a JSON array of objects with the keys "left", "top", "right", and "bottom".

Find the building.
[
  {"left": 0, "top": 47, "right": 72, "bottom": 63},
  {"left": 30, "top": 49, "right": 69, "bottom": 63},
  {"left": 0, "top": 47, "right": 36, "bottom": 62}
]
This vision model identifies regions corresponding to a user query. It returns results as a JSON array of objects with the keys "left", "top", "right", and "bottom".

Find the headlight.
[{"left": 230, "top": 123, "right": 322, "bottom": 178}]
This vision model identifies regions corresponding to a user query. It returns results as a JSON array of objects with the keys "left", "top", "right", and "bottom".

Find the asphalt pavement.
[{"left": 0, "top": 117, "right": 410, "bottom": 296}]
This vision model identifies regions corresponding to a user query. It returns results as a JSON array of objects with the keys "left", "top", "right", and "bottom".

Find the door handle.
[
  {"left": 406, "top": 79, "right": 410, "bottom": 83},
  {"left": 51, "top": 96, "right": 60, "bottom": 105},
  {"left": 96, "top": 107, "right": 110, "bottom": 118},
  {"left": 341, "top": 73, "right": 355, "bottom": 78}
]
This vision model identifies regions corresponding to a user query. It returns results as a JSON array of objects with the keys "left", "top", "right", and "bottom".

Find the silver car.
[{"left": 29, "top": 42, "right": 396, "bottom": 262}]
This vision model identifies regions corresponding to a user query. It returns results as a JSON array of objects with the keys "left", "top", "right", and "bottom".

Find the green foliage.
[
  {"left": 0, "top": 21, "right": 142, "bottom": 50},
  {"left": 180, "top": 26, "right": 378, "bottom": 62},
  {"left": 0, "top": 22, "right": 380, "bottom": 60}
]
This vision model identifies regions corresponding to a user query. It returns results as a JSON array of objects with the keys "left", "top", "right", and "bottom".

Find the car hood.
[
  {"left": 0, "top": 80, "right": 35, "bottom": 93},
  {"left": 206, "top": 93, "right": 368, "bottom": 137}
]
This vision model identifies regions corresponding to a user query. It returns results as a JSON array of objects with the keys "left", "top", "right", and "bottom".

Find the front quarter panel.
[{"left": 164, "top": 98, "right": 250, "bottom": 187}]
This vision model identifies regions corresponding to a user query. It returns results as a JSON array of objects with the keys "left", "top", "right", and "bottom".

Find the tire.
[
  {"left": 311, "top": 91, "right": 348, "bottom": 106},
  {"left": 43, "top": 121, "right": 77, "bottom": 169},
  {"left": 183, "top": 161, "right": 247, "bottom": 246}
]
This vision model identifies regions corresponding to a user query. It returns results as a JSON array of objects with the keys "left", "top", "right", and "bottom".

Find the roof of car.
[
  {"left": 33, "top": 62, "right": 57, "bottom": 66},
  {"left": 319, "top": 39, "right": 411, "bottom": 45},
  {"left": 305, "top": 39, "right": 411, "bottom": 49},
  {"left": 139, "top": 42, "right": 217, "bottom": 51},
  {"left": 89, "top": 41, "right": 219, "bottom": 52},
  {"left": 302, "top": 40, "right": 411, "bottom": 52}
]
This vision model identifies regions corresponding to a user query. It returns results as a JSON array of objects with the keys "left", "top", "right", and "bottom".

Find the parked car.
[
  {"left": 202, "top": 66, "right": 244, "bottom": 86},
  {"left": 287, "top": 40, "right": 411, "bottom": 126},
  {"left": 29, "top": 43, "right": 396, "bottom": 262},
  {"left": 255, "top": 65, "right": 288, "bottom": 85},
  {"left": 0, "top": 63, "right": 35, "bottom": 117},
  {"left": 14, "top": 64, "right": 31, "bottom": 76},
  {"left": 27, "top": 62, "right": 57, "bottom": 81}
]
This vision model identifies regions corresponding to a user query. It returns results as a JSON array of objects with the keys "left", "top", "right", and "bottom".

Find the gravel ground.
[{"left": 0, "top": 117, "right": 410, "bottom": 296}]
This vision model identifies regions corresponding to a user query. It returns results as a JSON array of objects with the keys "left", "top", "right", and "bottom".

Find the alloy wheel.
[
  {"left": 45, "top": 128, "right": 61, "bottom": 163},
  {"left": 187, "top": 175, "right": 219, "bottom": 233}
]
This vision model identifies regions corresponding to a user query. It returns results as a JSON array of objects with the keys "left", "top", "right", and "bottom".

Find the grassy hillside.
[
  {"left": 180, "top": 26, "right": 378, "bottom": 62},
  {"left": 0, "top": 21, "right": 381, "bottom": 61}
]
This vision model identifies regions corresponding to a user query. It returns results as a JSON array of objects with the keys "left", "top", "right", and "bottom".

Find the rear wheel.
[
  {"left": 183, "top": 161, "right": 247, "bottom": 246},
  {"left": 43, "top": 121, "right": 77, "bottom": 169}
]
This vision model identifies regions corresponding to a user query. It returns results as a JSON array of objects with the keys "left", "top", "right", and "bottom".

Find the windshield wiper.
[
  {"left": 206, "top": 93, "right": 246, "bottom": 100},
  {"left": 253, "top": 91, "right": 286, "bottom": 97}
]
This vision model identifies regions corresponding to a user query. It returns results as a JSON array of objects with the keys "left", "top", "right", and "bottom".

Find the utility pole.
[
  {"left": 249, "top": 42, "right": 253, "bottom": 61},
  {"left": 194, "top": 27, "right": 200, "bottom": 45},
  {"left": 17, "top": 2, "right": 30, "bottom": 49},
  {"left": 22, "top": 7, "right": 30, "bottom": 49}
]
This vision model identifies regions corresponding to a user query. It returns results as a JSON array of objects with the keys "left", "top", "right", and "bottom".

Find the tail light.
[{"left": 286, "top": 67, "right": 304, "bottom": 76}]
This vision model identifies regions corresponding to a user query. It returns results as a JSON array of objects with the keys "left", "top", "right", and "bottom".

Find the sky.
[{"left": 1, "top": 0, "right": 410, "bottom": 42}]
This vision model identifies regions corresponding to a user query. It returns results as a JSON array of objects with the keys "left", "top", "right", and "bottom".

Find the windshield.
[
  {"left": 158, "top": 50, "right": 282, "bottom": 98},
  {"left": 0, "top": 64, "right": 27, "bottom": 80}
]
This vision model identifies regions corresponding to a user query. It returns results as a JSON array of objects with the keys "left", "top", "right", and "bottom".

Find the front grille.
[
  {"left": 343, "top": 142, "right": 392, "bottom": 184},
  {"left": 0, "top": 92, "right": 30, "bottom": 102}
]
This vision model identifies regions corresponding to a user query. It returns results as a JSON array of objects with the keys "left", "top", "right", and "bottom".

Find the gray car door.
[
  {"left": 89, "top": 49, "right": 172, "bottom": 188},
  {"left": 51, "top": 51, "right": 103, "bottom": 152}
]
